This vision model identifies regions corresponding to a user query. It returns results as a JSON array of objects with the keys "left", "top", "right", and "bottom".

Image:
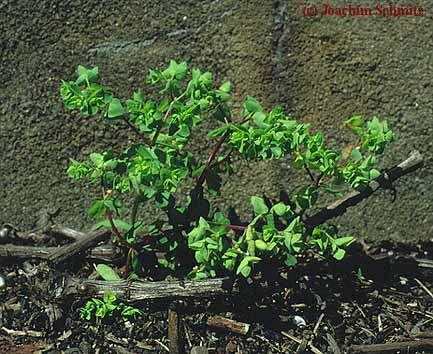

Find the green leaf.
[
  {"left": 284, "top": 254, "right": 297, "bottom": 267},
  {"left": 333, "top": 248, "right": 346, "bottom": 260},
  {"left": 165, "top": 60, "right": 188, "bottom": 80},
  {"left": 272, "top": 202, "right": 288, "bottom": 216},
  {"left": 240, "top": 265, "right": 251, "bottom": 277},
  {"left": 333, "top": 236, "right": 355, "bottom": 247},
  {"left": 369, "top": 168, "right": 380, "bottom": 180},
  {"left": 107, "top": 98, "right": 125, "bottom": 119},
  {"left": 95, "top": 264, "right": 121, "bottom": 281},
  {"left": 77, "top": 65, "right": 88, "bottom": 77},
  {"left": 219, "top": 81, "right": 231, "bottom": 93},
  {"left": 251, "top": 196, "right": 269, "bottom": 215},
  {"left": 88, "top": 200, "right": 105, "bottom": 219},
  {"left": 255, "top": 239, "right": 268, "bottom": 251},
  {"left": 351, "top": 148, "right": 362, "bottom": 161},
  {"left": 133, "top": 89, "right": 144, "bottom": 103},
  {"left": 208, "top": 125, "right": 229, "bottom": 137},
  {"left": 87, "top": 67, "right": 99, "bottom": 83},
  {"left": 103, "top": 290, "right": 117, "bottom": 303},
  {"left": 94, "top": 219, "right": 132, "bottom": 232},
  {"left": 104, "top": 199, "right": 122, "bottom": 215},
  {"left": 76, "top": 65, "right": 89, "bottom": 85},
  {"left": 244, "top": 96, "right": 263, "bottom": 115},
  {"left": 345, "top": 116, "right": 364, "bottom": 131},
  {"left": 286, "top": 216, "right": 300, "bottom": 232},
  {"left": 253, "top": 111, "right": 270, "bottom": 129}
]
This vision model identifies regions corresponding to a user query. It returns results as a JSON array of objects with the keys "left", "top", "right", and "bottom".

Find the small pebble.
[
  {"left": 190, "top": 346, "right": 208, "bottom": 354},
  {"left": 0, "top": 227, "right": 9, "bottom": 241},
  {"left": 0, "top": 275, "right": 6, "bottom": 290},
  {"left": 293, "top": 315, "right": 307, "bottom": 328}
]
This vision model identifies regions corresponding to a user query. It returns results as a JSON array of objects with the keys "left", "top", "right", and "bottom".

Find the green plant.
[
  {"left": 60, "top": 61, "right": 394, "bottom": 280},
  {"left": 79, "top": 290, "right": 142, "bottom": 322}
]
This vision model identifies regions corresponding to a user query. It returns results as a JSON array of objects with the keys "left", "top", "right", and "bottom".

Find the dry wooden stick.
[
  {"left": 59, "top": 277, "right": 234, "bottom": 301},
  {"left": 0, "top": 326, "right": 43, "bottom": 337},
  {"left": 49, "top": 224, "right": 85, "bottom": 240},
  {"left": 414, "top": 278, "right": 433, "bottom": 299},
  {"left": 281, "top": 331, "right": 324, "bottom": 354},
  {"left": 207, "top": 315, "right": 250, "bottom": 335},
  {"left": 168, "top": 301, "right": 185, "bottom": 354},
  {"left": 326, "top": 333, "right": 342, "bottom": 354},
  {"left": 47, "top": 228, "right": 110, "bottom": 265},
  {"left": 0, "top": 245, "right": 54, "bottom": 259},
  {"left": 350, "top": 339, "right": 433, "bottom": 353},
  {"left": 0, "top": 243, "right": 120, "bottom": 262},
  {"left": 304, "top": 150, "right": 423, "bottom": 228}
]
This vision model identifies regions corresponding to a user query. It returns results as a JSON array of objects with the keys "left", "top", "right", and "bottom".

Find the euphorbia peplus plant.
[{"left": 60, "top": 61, "right": 395, "bottom": 280}]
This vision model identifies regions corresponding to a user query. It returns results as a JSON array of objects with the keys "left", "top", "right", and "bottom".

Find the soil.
[{"left": 1, "top": 230, "right": 433, "bottom": 354}]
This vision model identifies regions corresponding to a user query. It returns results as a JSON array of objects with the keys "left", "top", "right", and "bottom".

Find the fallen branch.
[
  {"left": 0, "top": 243, "right": 120, "bottom": 262},
  {"left": 0, "top": 245, "right": 54, "bottom": 259},
  {"left": 0, "top": 326, "right": 43, "bottom": 337},
  {"left": 168, "top": 302, "right": 185, "bottom": 354},
  {"left": 305, "top": 150, "right": 423, "bottom": 228},
  {"left": 350, "top": 339, "right": 433, "bottom": 353},
  {"left": 48, "top": 228, "right": 111, "bottom": 265},
  {"left": 49, "top": 224, "right": 85, "bottom": 240},
  {"left": 207, "top": 315, "right": 250, "bottom": 335},
  {"left": 59, "top": 277, "right": 235, "bottom": 301},
  {"left": 281, "top": 331, "right": 324, "bottom": 354}
]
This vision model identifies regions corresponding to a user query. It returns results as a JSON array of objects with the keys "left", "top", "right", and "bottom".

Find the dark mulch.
[{"left": 1, "top": 238, "right": 433, "bottom": 354}]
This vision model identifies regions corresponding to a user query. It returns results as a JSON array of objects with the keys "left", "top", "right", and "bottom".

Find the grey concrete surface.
[{"left": 0, "top": 0, "right": 431, "bottom": 242}]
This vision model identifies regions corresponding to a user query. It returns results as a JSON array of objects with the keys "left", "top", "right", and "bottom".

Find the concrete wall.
[{"left": 1, "top": 0, "right": 431, "bottom": 242}]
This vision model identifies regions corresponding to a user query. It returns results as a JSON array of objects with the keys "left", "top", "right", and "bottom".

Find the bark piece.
[
  {"left": 0, "top": 245, "right": 55, "bottom": 259},
  {"left": 206, "top": 315, "right": 250, "bottom": 335},
  {"left": 305, "top": 150, "right": 423, "bottom": 228},
  {"left": 350, "top": 339, "right": 433, "bottom": 353},
  {"left": 190, "top": 346, "right": 208, "bottom": 354},
  {"left": 49, "top": 224, "right": 85, "bottom": 240},
  {"left": 168, "top": 302, "right": 185, "bottom": 354},
  {"left": 48, "top": 228, "right": 110, "bottom": 264},
  {"left": 59, "top": 277, "right": 234, "bottom": 301},
  {"left": 0, "top": 243, "right": 120, "bottom": 262}
]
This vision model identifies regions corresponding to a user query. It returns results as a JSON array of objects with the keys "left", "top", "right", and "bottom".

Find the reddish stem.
[
  {"left": 151, "top": 100, "right": 176, "bottom": 146},
  {"left": 224, "top": 224, "right": 246, "bottom": 231},
  {"left": 124, "top": 247, "right": 133, "bottom": 279},
  {"left": 122, "top": 117, "right": 152, "bottom": 145},
  {"left": 194, "top": 130, "right": 231, "bottom": 195}
]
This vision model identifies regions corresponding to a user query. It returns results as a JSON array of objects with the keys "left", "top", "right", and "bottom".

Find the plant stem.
[
  {"left": 304, "top": 164, "right": 317, "bottom": 185},
  {"left": 124, "top": 248, "right": 133, "bottom": 279},
  {"left": 195, "top": 130, "right": 231, "bottom": 194},
  {"left": 131, "top": 195, "right": 140, "bottom": 227},
  {"left": 101, "top": 187, "right": 138, "bottom": 252},
  {"left": 122, "top": 116, "right": 151, "bottom": 145},
  {"left": 224, "top": 224, "right": 246, "bottom": 232},
  {"left": 151, "top": 100, "right": 176, "bottom": 146},
  {"left": 151, "top": 92, "right": 186, "bottom": 146}
]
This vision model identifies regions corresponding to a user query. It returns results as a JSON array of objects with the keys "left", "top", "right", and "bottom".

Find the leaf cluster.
[
  {"left": 61, "top": 61, "right": 395, "bottom": 281},
  {"left": 79, "top": 290, "right": 142, "bottom": 322}
]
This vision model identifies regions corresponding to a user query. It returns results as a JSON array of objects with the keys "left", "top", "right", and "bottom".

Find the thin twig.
[
  {"left": 304, "top": 150, "right": 424, "bottom": 228},
  {"left": 151, "top": 99, "right": 177, "bottom": 146},
  {"left": 196, "top": 130, "right": 231, "bottom": 191},
  {"left": 304, "top": 164, "right": 317, "bottom": 185},
  {"left": 281, "top": 332, "right": 324, "bottom": 354},
  {"left": 123, "top": 117, "right": 151, "bottom": 145},
  {"left": 0, "top": 326, "right": 43, "bottom": 337},
  {"left": 154, "top": 339, "right": 170, "bottom": 352},
  {"left": 313, "top": 313, "right": 325, "bottom": 336},
  {"left": 414, "top": 278, "right": 433, "bottom": 299}
]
